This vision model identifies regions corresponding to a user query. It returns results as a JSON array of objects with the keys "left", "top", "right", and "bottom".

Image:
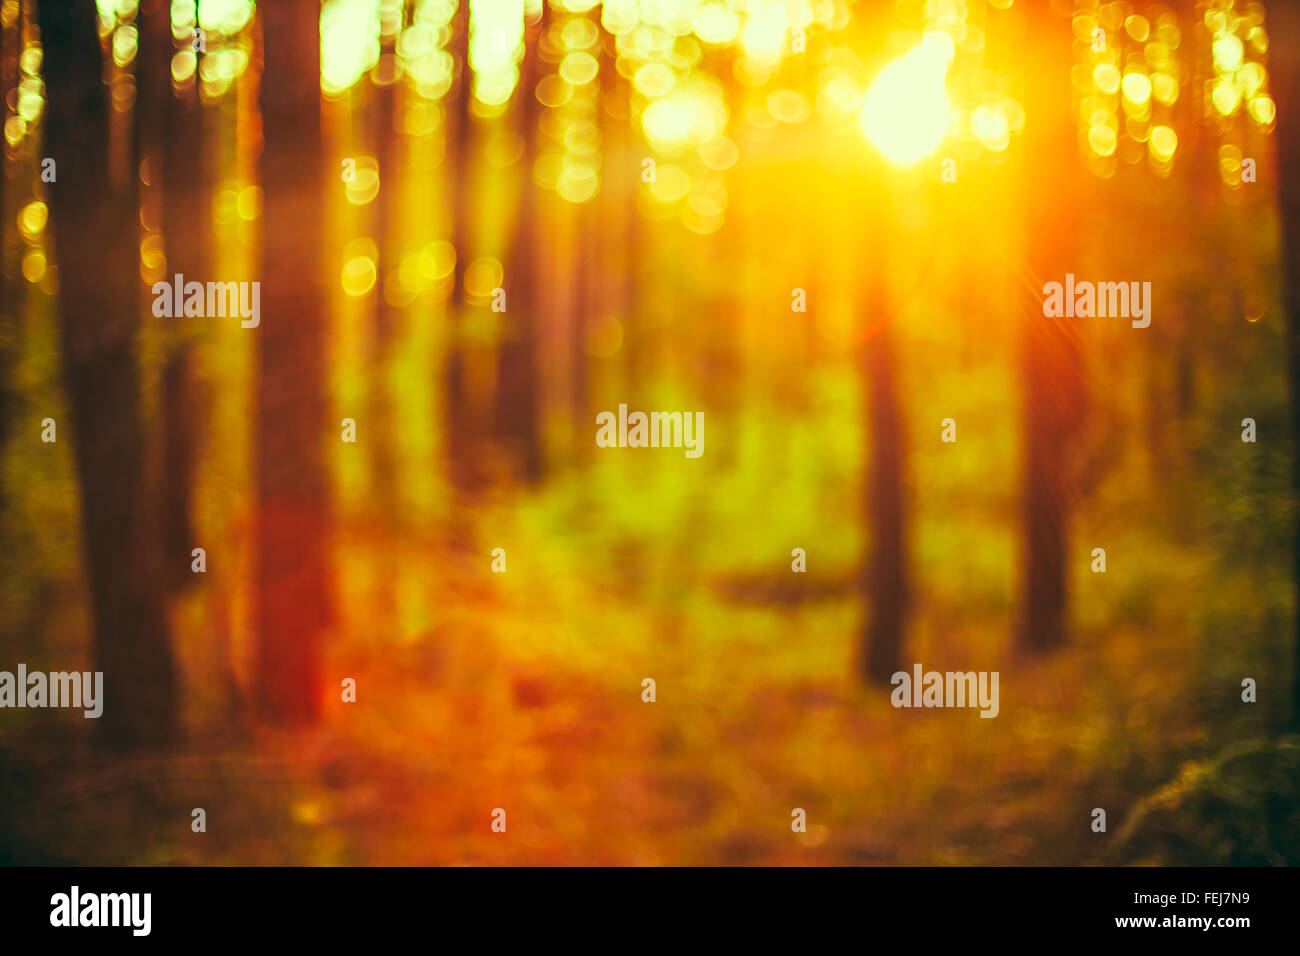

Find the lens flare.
[{"left": 860, "top": 41, "right": 952, "bottom": 167}]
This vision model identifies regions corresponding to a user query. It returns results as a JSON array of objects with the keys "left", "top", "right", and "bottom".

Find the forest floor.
[{"left": 5, "top": 452, "right": 1287, "bottom": 866}]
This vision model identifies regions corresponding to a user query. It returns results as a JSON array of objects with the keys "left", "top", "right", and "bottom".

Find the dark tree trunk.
[
  {"left": 571, "top": 202, "right": 594, "bottom": 457},
  {"left": 160, "top": 11, "right": 204, "bottom": 593},
  {"left": 141, "top": 0, "right": 204, "bottom": 592},
  {"left": 615, "top": 75, "right": 642, "bottom": 399},
  {"left": 859, "top": 263, "right": 909, "bottom": 685},
  {"left": 1015, "top": 5, "right": 1084, "bottom": 655},
  {"left": 568, "top": 28, "right": 614, "bottom": 466},
  {"left": 1270, "top": 0, "right": 1300, "bottom": 729},
  {"left": 39, "top": 0, "right": 177, "bottom": 748},
  {"left": 0, "top": 3, "right": 16, "bottom": 465},
  {"left": 256, "top": 0, "right": 331, "bottom": 724},
  {"left": 444, "top": 0, "right": 475, "bottom": 490},
  {"left": 852, "top": 0, "right": 910, "bottom": 688},
  {"left": 493, "top": 4, "right": 545, "bottom": 483},
  {"left": 1175, "top": 0, "right": 1218, "bottom": 420}
]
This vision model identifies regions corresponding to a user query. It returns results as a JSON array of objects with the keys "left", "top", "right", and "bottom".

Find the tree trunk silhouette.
[
  {"left": 141, "top": 0, "right": 204, "bottom": 592},
  {"left": 0, "top": 3, "right": 19, "bottom": 480},
  {"left": 1015, "top": 6, "right": 1084, "bottom": 655},
  {"left": 39, "top": 0, "right": 177, "bottom": 748},
  {"left": 571, "top": 202, "right": 594, "bottom": 458},
  {"left": 859, "top": 251, "right": 909, "bottom": 685},
  {"left": 1174, "top": 0, "right": 1217, "bottom": 421},
  {"left": 493, "top": 4, "right": 545, "bottom": 483},
  {"left": 256, "top": 0, "right": 331, "bottom": 724},
  {"left": 614, "top": 73, "right": 642, "bottom": 399},
  {"left": 851, "top": 0, "right": 910, "bottom": 687},
  {"left": 444, "top": 0, "right": 475, "bottom": 490},
  {"left": 1270, "top": 0, "right": 1300, "bottom": 729}
]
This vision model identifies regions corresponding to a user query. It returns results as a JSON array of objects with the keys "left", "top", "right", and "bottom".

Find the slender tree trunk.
[
  {"left": 610, "top": 67, "right": 641, "bottom": 400},
  {"left": 142, "top": 0, "right": 204, "bottom": 591},
  {"left": 493, "top": 4, "right": 545, "bottom": 483},
  {"left": 571, "top": 201, "right": 593, "bottom": 457},
  {"left": 0, "top": 3, "right": 16, "bottom": 465},
  {"left": 1270, "top": 0, "right": 1300, "bottom": 730},
  {"left": 444, "top": 0, "right": 475, "bottom": 490},
  {"left": 39, "top": 0, "right": 177, "bottom": 748},
  {"left": 850, "top": 0, "right": 910, "bottom": 687},
  {"left": 1016, "top": 6, "right": 1084, "bottom": 655},
  {"left": 859, "top": 233, "right": 909, "bottom": 685},
  {"left": 256, "top": 0, "right": 331, "bottom": 724},
  {"left": 1176, "top": 0, "right": 1217, "bottom": 420},
  {"left": 160, "top": 4, "right": 204, "bottom": 592},
  {"left": 0, "top": 1, "right": 24, "bottom": 523},
  {"left": 369, "top": 13, "right": 400, "bottom": 515}
]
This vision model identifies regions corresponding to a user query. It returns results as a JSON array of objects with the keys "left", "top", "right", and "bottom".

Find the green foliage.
[{"left": 1110, "top": 736, "right": 1300, "bottom": 865}]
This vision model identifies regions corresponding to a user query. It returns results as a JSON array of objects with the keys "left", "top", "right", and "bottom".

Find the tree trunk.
[
  {"left": 0, "top": 3, "right": 17, "bottom": 469},
  {"left": 859, "top": 254, "right": 909, "bottom": 685},
  {"left": 444, "top": 0, "right": 475, "bottom": 490},
  {"left": 1270, "top": 0, "right": 1300, "bottom": 729},
  {"left": 256, "top": 0, "right": 331, "bottom": 724},
  {"left": 1015, "top": 5, "right": 1084, "bottom": 655},
  {"left": 369, "top": 15, "right": 400, "bottom": 516},
  {"left": 39, "top": 0, "right": 177, "bottom": 748},
  {"left": 493, "top": 4, "right": 545, "bottom": 483},
  {"left": 160, "top": 5, "right": 204, "bottom": 593},
  {"left": 141, "top": 0, "right": 204, "bottom": 592},
  {"left": 851, "top": 0, "right": 911, "bottom": 688},
  {"left": 571, "top": 201, "right": 593, "bottom": 458}
]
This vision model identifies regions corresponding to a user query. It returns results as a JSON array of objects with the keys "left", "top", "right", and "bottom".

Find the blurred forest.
[{"left": 1, "top": 0, "right": 1299, "bottom": 865}]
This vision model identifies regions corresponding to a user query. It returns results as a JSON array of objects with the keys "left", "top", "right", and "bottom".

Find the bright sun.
[{"left": 860, "top": 37, "right": 953, "bottom": 168}]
